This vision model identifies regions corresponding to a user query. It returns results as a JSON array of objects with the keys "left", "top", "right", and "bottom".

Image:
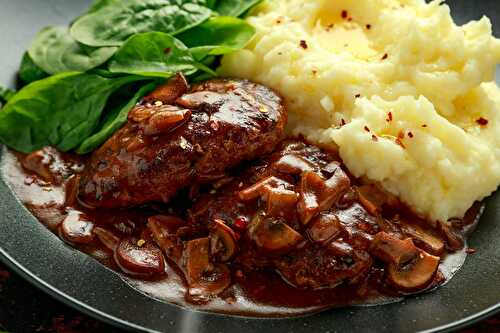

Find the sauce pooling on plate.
[{"left": 1, "top": 139, "right": 482, "bottom": 317}]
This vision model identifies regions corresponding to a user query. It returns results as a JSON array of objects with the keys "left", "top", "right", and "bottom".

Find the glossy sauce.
[{"left": 0, "top": 146, "right": 482, "bottom": 317}]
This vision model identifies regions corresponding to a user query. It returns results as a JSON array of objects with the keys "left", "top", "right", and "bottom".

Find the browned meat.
[{"left": 78, "top": 75, "right": 286, "bottom": 208}]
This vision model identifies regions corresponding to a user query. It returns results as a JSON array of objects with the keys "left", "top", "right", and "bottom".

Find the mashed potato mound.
[{"left": 219, "top": 0, "right": 500, "bottom": 223}]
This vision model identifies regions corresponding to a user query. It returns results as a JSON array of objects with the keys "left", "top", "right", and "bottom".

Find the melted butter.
[{"left": 313, "top": 23, "right": 377, "bottom": 60}]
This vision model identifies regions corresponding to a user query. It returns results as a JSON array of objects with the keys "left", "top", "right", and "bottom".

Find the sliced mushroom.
[
  {"left": 64, "top": 174, "right": 80, "bottom": 207},
  {"left": 248, "top": 213, "right": 303, "bottom": 255},
  {"left": 59, "top": 210, "right": 95, "bottom": 244},
  {"left": 307, "top": 213, "right": 343, "bottom": 244},
  {"left": 147, "top": 215, "right": 184, "bottom": 262},
  {"left": 93, "top": 227, "right": 120, "bottom": 251},
  {"left": 437, "top": 221, "right": 464, "bottom": 251},
  {"left": 297, "top": 171, "right": 324, "bottom": 225},
  {"left": 297, "top": 169, "right": 351, "bottom": 225},
  {"left": 184, "top": 238, "right": 231, "bottom": 303},
  {"left": 265, "top": 186, "right": 299, "bottom": 218},
  {"left": 143, "top": 107, "right": 191, "bottom": 136},
  {"left": 176, "top": 91, "right": 226, "bottom": 109},
  {"left": 370, "top": 232, "right": 419, "bottom": 266},
  {"left": 388, "top": 251, "right": 440, "bottom": 291},
  {"left": 209, "top": 219, "right": 238, "bottom": 262},
  {"left": 356, "top": 184, "right": 396, "bottom": 215},
  {"left": 401, "top": 224, "right": 445, "bottom": 255},
  {"left": 22, "top": 149, "right": 55, "bottom": 183},
  {"left": 272, "top": 154, "right": 315, "bottom": 175},
  {"left": 114, "top": 238, "right": 165, "bottom": 277},
  {"left": 238, "top": 176, "right": 292, "bottom": 201},
  {"left": 143, "top": 73, "right": 188, "bottom": 105}
]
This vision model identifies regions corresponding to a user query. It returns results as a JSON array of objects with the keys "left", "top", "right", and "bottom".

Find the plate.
[{"left": 0, "top": 0, "right": 499, "bottom": 332}]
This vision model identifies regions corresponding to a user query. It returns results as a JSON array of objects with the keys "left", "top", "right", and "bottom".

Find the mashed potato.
[{"left": 219, "top": 0, "right": 500, "bottom": 223}]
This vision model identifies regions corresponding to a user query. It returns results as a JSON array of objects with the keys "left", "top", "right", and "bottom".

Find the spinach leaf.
[
  {"left": 0, "top": 86, "right": 15, "bottom": 104},
  {"left": 29, "top": 26, "right": 117, "bottom": 75},
  {"left": 177, "top": 16, "right": 255, "bottom": 60},
  {"left": 77, "top": 81, "right": 158, "bottom": 154},
  {"left": 70, "top": 0, "right": 213, "bottom": 47},
  {"left": 19, "top": 52, "right": 48, "bottom": 84},
  {"left": 215, "top": 0, "right": 263, "bottom": 17},
  {"left": 0, "top": 73, "right": 147, "bottom": 153},
  {"left": 86, "top": 0, "right": 119, "bottom": 14},
  {"left": 109, "top": 32, "right": 202, "bottom": 77}
]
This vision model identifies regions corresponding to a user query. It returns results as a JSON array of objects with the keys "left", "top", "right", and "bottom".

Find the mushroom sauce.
[{"left": 1, "top": 141, "right": 482, "bottom": 317}]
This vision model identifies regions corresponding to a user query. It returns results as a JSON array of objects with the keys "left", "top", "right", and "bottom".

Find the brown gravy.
[{"left": 0, "top": 146, "right": 482, "bottom": 317}]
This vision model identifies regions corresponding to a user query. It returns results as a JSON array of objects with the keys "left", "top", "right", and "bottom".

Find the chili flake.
[
  {"left": 372, "top": 135, "right": 378, "bottom": 142},
  {"left": 476, "top": 117, "right": 489, "bottom": 126},
  {"left": 364, "top": 126, "right": 370, "bottom": 132},
  {"left": 341, "top": 10, "right": 348, "bottom": 19},
  {"left": 299, "top": 40, "right": 308, "bottom": 49},
  {"left": 341, "top": 118, "right": 347, "bottom": 126},
  {"left": 386, "top": 112, "right": 393, "bottom": 122},
  {"left": 408, "top": 131, "right": 414, "bottom": 138},
  {"left": 366, "top": 24, "right": 372, "bottom": 30},
  {"left": 381, "top": 53, "right": 389, "bottom": 60},
  {"left": 355, "top": 94, "right": 361, "bottom": 98}
]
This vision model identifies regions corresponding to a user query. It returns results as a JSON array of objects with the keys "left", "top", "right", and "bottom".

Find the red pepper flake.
[
  {"left": 397, "top": 130, "right": 405, "bottom": 139},
  {"left": 341, "top": 10, "right": 348, "bottom": 19},
  {"left": 386, "top": 112, "right": 393, "bottom": 122},
  {"left": 408, "top": 131, "right": 414, "bottom": 138},
  {"left": 371, "top": 135, "right": 378, "bottom": 142},
  {"left": 341, "top": 118, "right": 346, "bottom": 126},
  {"left": 476, "top": 117, "right": 489, "bottom": 126},
  {"left": 395, "top": 138, "right": 406, "bottom": 149},
  {"left": 466, "top": 248, "right": 477, "bottom": 254},
  {"left": 366, "top": 24, "right": 372, "bottom": 30},
  {"left": 276, "top": 19, "right": 282, "bottom": 24},
  {"left": 355, "top": 94, "right": 361, "bottom": 98},
  {"left": 312, "top": 69, "right": 317, "bottom": 75},
  {"left": 364, "top": 126, "right": 370, "bottom": 132},
  {"left": 381, "top": 53, "right": 389, "bottom": 60},
  {"left": 422, "top": 124, "right": 428, "bottom": 128},
  {"left": 347, "top": 17, "right": 353, "bottom": 22},
  {"left": 234, "top": 216, "right": 248, "bottom": 230},
  {"left": 299, "top": 40, "right": 308, "bottom": 49}
]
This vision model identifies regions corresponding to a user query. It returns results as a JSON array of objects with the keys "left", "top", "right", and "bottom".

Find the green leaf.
[
  {"left": 77, "top": 81, "right": 158, "bottom": 154},
  {"left": 28, "top": 26, "right": 117, "bottom": 75},
  {"left": 215, "top": 0, "right": 263, "bottom": 17},
  {"left": 0, "top": 86, "right": 15, "bottom": 104},
  {"left": 19, "top": 52, "right": 48, "bottom": 84},
  {"left": 108, "top": 32, "right": 200, "bottom": 77},
  {"left": 86, "top": 0, "right": 119, "bottom": 13},
  {"left": 177, "top": 16, "right": 255, "bottom": 60},
  {"left": 70, "top": 0, "right": 213, "bottom": 47},
  {"left": 0, "top": 73, "right": 147, "bottom": 153}
]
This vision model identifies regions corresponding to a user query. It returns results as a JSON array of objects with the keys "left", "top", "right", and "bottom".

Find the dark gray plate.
[{"left": 0, "top": 1, "right": 499, "bottom": 332}]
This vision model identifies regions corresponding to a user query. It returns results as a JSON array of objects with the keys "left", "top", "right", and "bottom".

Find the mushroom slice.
[
  {"left": 93, "top": 227, "right": 120, "bottom": 251},
  {"left": 143, "top": 73, "right": 188, "bottom": 105},
  {"left": 176, "top": 91, "right": 226, "bottom": 109},
  {"left": 307, "top": 213, "right": 343, "bottom": 244},
  {"left": 272, "top": 154, "right": 315, "bottom": 175},
  {"left": 59, "top": 210, "right": 95, "bottom": 244},
  {"left": 248, "top": 213, "right": 303, "bottom": 255},
  {"left": 184, "top": 238, "right": 231, "bottom": 303},
  {"left": 370, "top": 232, "right": 419, "bottom": 266},
  {"left": 437, "top": 221, "right": 464, "bottom": 251},
  {"left": 265, "top": 186, "right": 299, "bottom": 218},
  {"left": 114, "top": 238, "right": 165, "bottom": 277},
  {"left": 401, "top": 224, "right": 445, "bottom": 255},
  {"left": 143, "top": 106, "right": 191, "bottom": 136},
  {"left": 147, "top": 215, "right": 184, "bottom": 262},
  {"left": 388, "top": 250, "right": 440, "bottom": 291},
  {"left": 297, "top": 171, "right": 324, "bottom": 225},
  {"left": 238, "top": 176, "right": 292, "bottom": 201},
  {"left": 297, "top": 169, "right": 351, "bottom": 225},
  {"left": 209, "top": 219, "right": 238, "bottom": 262}
]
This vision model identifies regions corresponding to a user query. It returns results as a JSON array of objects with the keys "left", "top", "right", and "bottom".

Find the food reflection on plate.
[{"left": 0, "top": 0, "right": 499, "bottom": 317}]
